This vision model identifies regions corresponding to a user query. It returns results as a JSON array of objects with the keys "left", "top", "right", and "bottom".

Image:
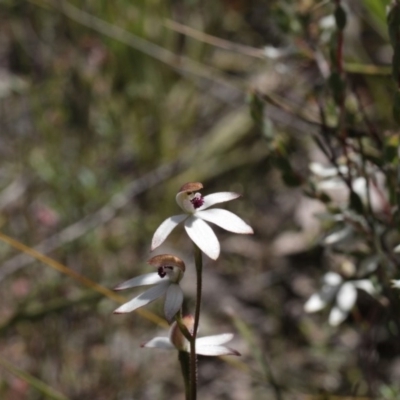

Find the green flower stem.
[
  {"left": 193, "top": 244, "right": 203, "bottom": 336},
  {"left": 175, "top": 314, "right": 193, "bottom": 400},
  {"left": 189, "top": 336, "right": 197, "bottom": 400},
  {"left": 188, "top": 243, "right": 203, "bottom": 400},
  {"left": 178, "top": 351, "right": 191, "bottom": 400}
]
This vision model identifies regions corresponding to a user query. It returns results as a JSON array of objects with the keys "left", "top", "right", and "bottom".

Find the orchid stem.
[
  {"left": 178, "top": 351, "right": 191, "bottom": 400},
  {"left": 175, "top": 313, "right": 195, "bottom": 399},
  {"left": 188, "top": 243, "right": 203, "bottom": 400},
  {"left": 193, "top": 244, "right": 202, "bottom": 336}
]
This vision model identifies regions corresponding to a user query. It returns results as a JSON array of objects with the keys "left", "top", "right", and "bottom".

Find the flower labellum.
[
  {"left": 141, "top": 315, "right": 240, "bottom": 356},
  {"left": 113, "top": 254, "right": 185, "bottom": 322},
  {"left": 151, "top": 182, "right": 254, "bottom": 260}
]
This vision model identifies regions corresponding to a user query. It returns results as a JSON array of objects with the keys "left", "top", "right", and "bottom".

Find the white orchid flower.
[
  {"left": 304, "top": 272, "right": 375, "bottom": 326},
  {"left": 151, "top": 182, "right": 253, "bottom": 260},
  {"left": 310, "top": 162, "right": 386, "bottom": 212},
  {"left": 142, "top": 315, "right": 240, "bottom": 357},
  {"left": 391, "top": 279, "right": 400, "bottom": 289},
  {"left": 113, "top": 254, "right": 185, "bottom": 322}
]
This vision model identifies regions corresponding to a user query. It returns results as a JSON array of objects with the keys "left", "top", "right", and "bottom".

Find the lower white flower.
[
  {"left": 142, "top": 315, "right": 240, "bottom": 356},
  {"left": 304, "top": 272, "right": 375, "bottom": 326},
  {"left": 113, "top": 254, "right": 185, "bottom": 322}
]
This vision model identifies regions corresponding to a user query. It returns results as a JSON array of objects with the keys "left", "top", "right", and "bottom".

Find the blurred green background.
[{"left": 0, "top": 0, "right": 398, "bottom": 399}]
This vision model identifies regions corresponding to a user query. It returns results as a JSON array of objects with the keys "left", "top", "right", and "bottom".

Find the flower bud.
[{"left": 169, "top": 315, "right": 195, "bottom": 351}]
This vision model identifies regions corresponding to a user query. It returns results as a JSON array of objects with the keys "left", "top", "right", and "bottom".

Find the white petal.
[
  {"left": 184, "top": 216, "right": 220, "bottom": 260},
  {"left": 195, "top": 334, "right": 239, "bottom": 356},
  {"left": 353, "top": 177, "right": 368, "bottom": 200},
  {"left": 141, "top": 337, "right": 174, "bottom": 349},
  {"left": 323, "top": 227, "right": 352, "bottom": 245},
  {"left": 309, "top": 162, "right": 348, "bottom": 178},
  {"left": 329, "top": 305, "right": 348, "bottom": 326},
  {"left": 151, "top": 214, "right": 187, "bottom": 250},
  {"left": 304, "top": 278, "right": 339, "bottom": 313},
  {"left": 196, "top": 345, "right": 239, "bottom": 356},
  {"left": 359, "top": 255, "right": 380, "bottom": 274},
  {"left": 394, "top": 244, "right": 400, "bottom": 253},
  {"left": 164, "top": 284, "right": 184, "bottom": 322},
  {"left": 304, "top": 292, "right": 329, "bottom": 313},
  {"left": 196, "top": 333, "right": 234, "bottom": 346},
  {"left": 352, "top": 279, "right": 376, "bottom": 296},
  {"left": 114, "top": 273, "right": 164, "bottom": 290},
  {"left": 317, "top": 178, "right": 346, "bottom": 190},
  {"left": 113, "top": 281, "right": 170, "bottom": 313},
  {"left": 323, "top": 272, "right": 342, "bottom": 286},
  {"left": 336, "top": 282, "right": 357, "bottom": 311},
  {"left": 196, "top": 209, "right": 253, "bottom": 234},
  {"left": 198, "top": 192, "right": 241, "bottom": 210},
  {"left": 176, "top": 191, "right": 196, "bottom": 213},
  {"left": 392, "top": 279, "right": 400, "bottom": 289}
]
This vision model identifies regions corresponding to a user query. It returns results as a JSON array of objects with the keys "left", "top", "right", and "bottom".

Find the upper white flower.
[
  {"left": 113, "top": 254, "right": 185, "bottom": 322},
  {"left": 304, "top": 272, "right": 375, "bottom": 326},
  {"left": 151, "top": 182, "right": 254, "bottom": 260},
  {"left": 141, "top": 315, "right": 240, "bottom": 356}
]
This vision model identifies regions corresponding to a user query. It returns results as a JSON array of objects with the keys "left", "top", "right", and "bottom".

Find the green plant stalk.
[
  {"left": 175, "top": 313, "right": 195, "bottom": 399},
  {"left": 178, "top": 351, "right": 191, "bottom": 400},
  {"left": 193, "top": 244, "right": 203, "bottom": 338},
  {"left": 188, "top": 243, "right": 203, "bottom": 400}
]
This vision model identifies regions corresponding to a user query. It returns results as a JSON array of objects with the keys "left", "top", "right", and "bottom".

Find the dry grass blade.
[
  {"left": 164, "top": 19, "right": 265, "bottom": 59},
  {"left": 0, "top": 162, "right": 180, "bottom": 282},
  {"left": 0, "top": 356, "right": 70, "bottom": 400},
  {"left": 28, "top": 0, "right": 244, "bottom": 94},
  {"left": 0, "top": 231, "right": 167, "bottom": 327}
]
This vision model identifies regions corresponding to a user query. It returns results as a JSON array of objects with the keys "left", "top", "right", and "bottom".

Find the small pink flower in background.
[
  {"left": 151, "top": 182, "right": 254, "bottom": 260},
  {"left": 34, "top": 205, "right": 60, "bottom": 228},
  {"left": 142, "top": 315, "right": 240, "bottom": 356},
  {"left": 113, "top": 254, "right": 185, "bottom": 322}
]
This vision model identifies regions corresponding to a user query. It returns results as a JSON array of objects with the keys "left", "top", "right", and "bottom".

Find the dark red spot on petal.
[
  {"left": 191, "top": 195, "right": 204, "bottom": 209},
  {"left": 158, "top": 266, "right": 174, "bottom": 278}
]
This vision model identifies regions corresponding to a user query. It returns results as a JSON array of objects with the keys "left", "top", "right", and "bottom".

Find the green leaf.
[
  {"left": 271, "top": 154, "right": 302, "bottom": 187},
  {"left": 387, "top": 2, "right": 400, "bottom": 47},
  {"left": 335, "top": 5, "right": 347, "bottom": 31},
  {"left": 384, "top": 134, "right": 399, "bottom": 163},
  {"left": 350, "top": 190, "right": 364, "bottom": 213},
  {"left": 282, "top": 171, "right": 302, "bottom": 187},
  {"left": 248, "top": 92, "right": 264, "bottom": 124},
  {"left": 329, "top": 71, "right": 346, "bottom": 105},
  {"left": 363, "top": 0, "right": 390, "bottom": 39},
  {"left": 392, "top": 47, "right": 400, "bottom": 81},
  {"left": 262, "top": 118, "right": 275, "bottom": 141},
  {"left": 393, "top": 89, "right": 400, "bottom": 125}
]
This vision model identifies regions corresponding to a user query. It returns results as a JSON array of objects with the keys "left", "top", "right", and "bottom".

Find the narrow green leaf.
[
  {"left": 335, "top": 5, "right": 347, "bottom": 30},
  {"left": 393, "top": 89, "right": 400, "bottom": 125},
  {"left": 350, "top": 190, "right": 364, "bottom": 213},
  {"left": 329, "top": 71, "right": 346, "bottom": 105}
]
